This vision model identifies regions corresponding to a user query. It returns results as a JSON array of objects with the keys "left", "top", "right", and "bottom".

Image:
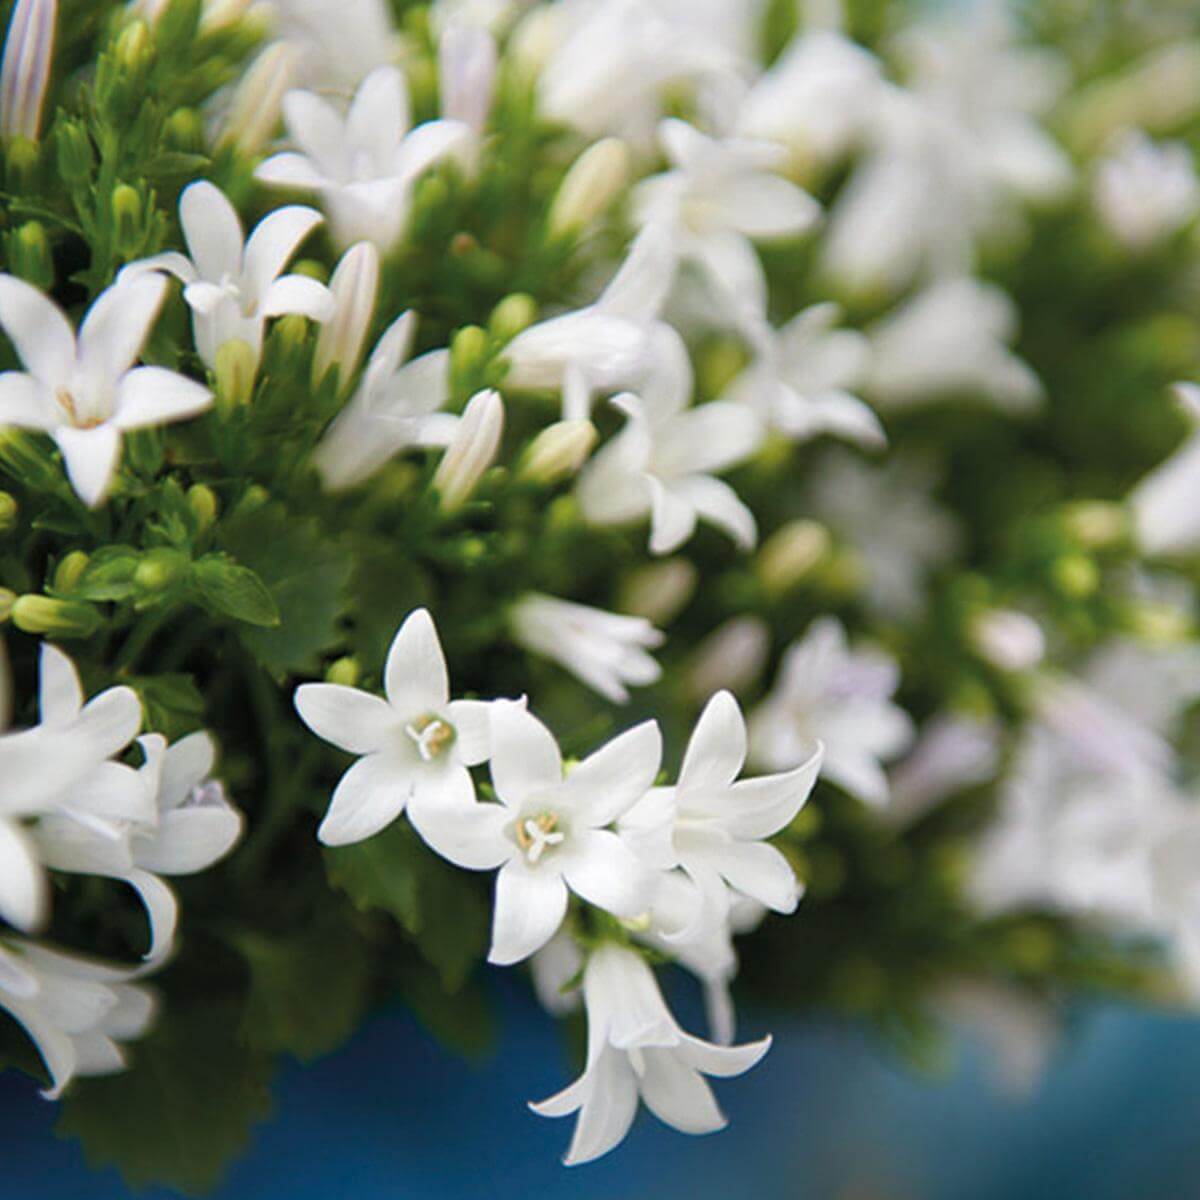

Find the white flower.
[
  {"left": 294, "top": 607, "right": 498, "bottom": 846},
  {"left": 887, "top": 713, "right": 1002, "bottom": 828},
  {"left": 431, "top": 388, "right": 504, "bottom": 511},
  {"left": 864, "top": 277, "right": 1043, "bottom": 415},
  {"left": 1130, "top": 383, "right": 1200, "bottom": 556},
  {"left": 724, "top": 304, "right": 882, "bottom": 447},
  {"left": 509, "top": 593, "right": 663, "bottom": 704},
  {"left": 503, "top": 222, "right": 676, "bottom": 418},
  {"left": 969, "top": 608, "right": 1046, "bottom": 672},
  {"left": 0, "top": 0, "right": 55, "bottom": 143},
  {"left": 311, "top": 311, "right": 455, "bottom": 492},
  {"left": 530, "top": 943, "right": 770, "bottom": 1165},
  {"left": 415, "top": 702, "right": 661, "bottom": 966},
  {"left": 576, "top": 329, "right": 763, "bottom": 555},
  {"left": 256, "top": 65, "right": 474, "bottom": 251},
  {"left": 1093, "top": 129, "right": 1200, "bottom": 251},
  {"left": 266, "top": 0, "right": 401, "bottom": 94},
  {"left": 0, "top": 939, "right": 156, "bottom": 1099},
  {"left": 123, "top": 181, "right": 332, "bottom": 372},
  {"left": 749, "top": 616, "right": 913, "bottom": 808},
  {"left": 0, "top": 274, "right": 212, "bottom": 506},
  {"left": 621, "top": 690, "right": 822, "bottom": 941},
  {"left": 806, "top": 450, "right": 959, "bottom": 621}
]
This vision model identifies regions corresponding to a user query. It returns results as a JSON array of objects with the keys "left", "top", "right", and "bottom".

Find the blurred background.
[{"left": 5, "top": 974, "right": 1200, "bottom": 1200}]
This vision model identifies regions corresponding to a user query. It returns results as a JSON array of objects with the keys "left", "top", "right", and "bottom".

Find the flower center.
[
  {"left": 404, "top": 713, "right": 456, "bottom": 762},
  {"left": 55, "top": 387, "right": 104, "bottom": 429},
  {"left": 184, "top": 780, "right": 227, "bottom": 810},
  {"left": 514, "top": 811, "right": 565, "bottom": 864}
]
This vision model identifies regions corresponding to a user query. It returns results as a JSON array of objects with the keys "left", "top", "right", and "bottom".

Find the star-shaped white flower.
[
  {"left": 0, "top": 274, "right": 212, "bottom": 506},
  {"left": 122, "top": 181, "right": 333, "bottom": 372},
  {"left": 414, "top": 701, "right": 661, "bottom": 965},
  {"left": 749, "top": 617, "right": 913, "bottom": 808},
  {"left": 256, "top": 65, "right": 474, "bottom": 251},
  {"left": 295, "top": 607, "right": 497, "bottom": 846},
  {"left": 531, "top": 943, "right": 770, "bottom": 1165}
]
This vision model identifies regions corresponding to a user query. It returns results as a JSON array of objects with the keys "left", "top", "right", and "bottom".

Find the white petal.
[
  {"left": 0, "top": 274, "right": 75, "bottom": 387},
  {"left": 347, "top": 66, "right": 410, "bottom": 168},
  {"left": 720, "top": 747, "right": 822, "bottom": 840},
  {"left": 679, "top": 1031, "right": 772, "bottom": 1077},
  {"left": 317, "top": 752, "right": 414, "bottom": 845},
  {"left": 255, "top": 152, "right": 327, "bottom": 191},
  {"left": 0, "top": 819, "right": 47, "bottom": 932},
  {"left": 78, "top": 275, "right": 166, "bottom": 383},
  {"left": 617, "top": 787, "right": 678, "bottom": 870},
  {"left": 294, "top": 683, "right": 397, "bottom": 755},
  {"left": 114, "top": 367, "right": 212, "bottom": 431},
  {"left": 488, "top": 702, "right": 563, "bottom": 809},
  {"left": 397, "top": 118, "right": 473, "bottom": 184},
  {"left": 599, "top": 223, "right": 676, "bottom": 322},
  {"left": 408, "top": 795, "right": 511, "bottom": 871},
  {"left": 563, "top": 720, "right": 661, "bottom": 827},
  {"left": 242, "top": 205, "right": 325, "bottom": 302},
  {"left": 709, "top": 173, "right": 820, "bottom": 240},
  {"left": 282, "top": 90, "right": 348, "bottom": 176},
  {"left": 560, "top": 1051, "right": 639, "bottom": 1165},
  {"left": 694, "top": 836, "right": 799, "bottom": 913},
  {"left": 54, "top": 423, "right": 122, "bottom": 508},
  {"left": 133, "top": 806, "right": 243, "bottom": 875},
  {"left": 774, "top": 387, "right": 884, "bottom": 448},
  {"left": 674, "top": 475, "right": 757, "bottom": 551},
  {"left": 125, "top": 868, "right": 179, "bottom": 963},
  {"left": 444, "top": 698, "right": 492, "bottom": 766},
  {"left": 384, "top": 607, "right": 450, "bottom": 716},
  {"left": 118, "top": 252, "right": 197, "bottom": 287},
  {"left": 64, "top": 761, "right": 153, "bottom": 824},
  {"left": 0, "top": 371, "right": 54, "bottom": 430},
  {"left": 488, "top": 860, "right": 568, "bottom": 965},
  {"left": 560, "top": 828, "right": 653, "bottom": 918},
  {"left": 7, "top": 999, "right": 77, "bottom": 1099},
  {"left": 180, "top": 181, "right": 245, "bottom": 282},
  {"left": 157, "top": 731, "right": 216, "bottom": 811},
  {"left": 647, "top": 477, "right": 697, "bottom": 555},
  {"left": 824, "top": 747, "right": 891, "bottom": 808},
  {"left": 661, "top": 403, "right": 763, "bottom": 477},
  {"left": 679, "top": 690, "right": 747, "bottom": 793},
  {"left": 439, "top": 23, "right": 496, "bottom": 132},
  {"left": 260, "top": 274, "right": 334, "bottom": 321},
  {"left": 39, "top": 643, "right": 83, "bottom": 724},
  {"left": 73, "top": 686, "right": 142, "bottom": 760},
  {"left": 637, "top": 1049, "right": 727, "bottom": 1134}
]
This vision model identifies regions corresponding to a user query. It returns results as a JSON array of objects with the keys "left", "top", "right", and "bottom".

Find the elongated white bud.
[
  {"left": 216, "top": 41, "right": 298, "bottom": 157},
  {"left": 619, "top": 558, "right": 697, "bottom": 625},
  {"left": 313, "top": 242, "right": 380, "bottom": 391},
  {"left": 433, "top": 389, "right": 504, "bottom": 511},
  {"left": 1, "top": 0, "right": 56, "bottom": 143},
  {"left": 517, "top": 420, "right": 596, "bottom": 485},
  {"left": 439, "top": 22, "right": 497, "bottom": 133},
  {"left": 970, "top": 608, "right": 1045, "bottom": 672},
  {"left": 547, "top": 137, "right": 630, "bottom": 238}
]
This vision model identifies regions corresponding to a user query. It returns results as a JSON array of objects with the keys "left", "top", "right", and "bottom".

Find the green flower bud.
[
  {"left": 0, "top": 491, "right": 17, "bottom": 534},
  {"left": 215, "top": 339, "right": 259, "bottom": 413},
  {"left": 1051, "top": 553, "right": 1099, "bottom": 598},
  {"left": 187, "top": 483, "right": 218, "bottom": 535},
  {"left": 4, "top": 137, "right": 39, "bottom": 189},
  {"left": 324, "top": 656, "right": 360, "bottom": 687},
  {"left": 489, "top": 294, "right": 538, "bottom": 343},
  {"left": 116, "top": 19, "right": 152, "bottom": 73},
  {"left": 1060, "top": 500, "right": 1130, "bottom": 549},
  {"left": 164, "top": 107, "right": 205, "bottom": 152},
  {"left": 756, "top": 519, "right": 831, "bottom": 594},
  {"left": 0, "top": 587, "right": 14, "bottom": 622},
  {"left": 8, "top": 220, "right": 53, "bottom": 290},
  {"left": 548, "top": 137, "right": 630, "bottom": 238},
  {"left": 135, "top": 548, "right": 190, "bottom": 593},
  {"left": 53, "top": 550, "right": 90, "bottom": 593},
  {"left": 450, "top": 324, "right": 491, "bottom": 384},
  {"left": 55, "top": 120, "right": 95, "bottom": 186},
  {"left": 516, "top": 420, "right": 596, "bottom": 486},
  {"left": 619, "top": 558, "right": 697, "bottom": 625},
  {"left": 111, "top": 184, "right": 142, "bottom": 256},
  {"left": 273, "top": 313, "right": 309, "bottom": 354},
  {"left": 12, "top": 594, "right": 103, "bottom": 638}
]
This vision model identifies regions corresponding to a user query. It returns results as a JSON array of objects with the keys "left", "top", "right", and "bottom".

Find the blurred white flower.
[
  {"left": 1093, "top": 130, "right": 1200, "bottom": 251},
  {"left": 970, "top": 608, "right": 1046, "bottom": 672},
  {"left": 438, "top": 20, "right": 497, "bottom": 140},
  {"left": 1130, "top": 383, "right": 1200, "bottom": 556},
  {"left": 686, "top": 616, "right": 770, "bottom": 702},
  {"left": 749, "top": 616, "right": 913, "bottom": 808},
  {"left": 266, "top": 0, "right": 401, "bottom": 94}
]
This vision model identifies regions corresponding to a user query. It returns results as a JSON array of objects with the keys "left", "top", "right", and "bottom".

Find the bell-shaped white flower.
[
  {"left": 621, "top": 690, "right": 822, "bottom": 942},
  {"left": 503, "top": 223, "right": 676, "bottom": 418},
  {"left": 530, "top": 943, "right": 770, "bottom": 1165},
  {"left": 0, "top": 939, "right": 156, "bottom": 1099},
  {"left": 0, "top": 0, "right": 55, "bottom": 143},
  {"left": 256, "top": 65, "right": 474, "bottom": 251},
  {"left": 122, "top": 182, "right": 332, "bottom": 372},
  {"left": 1130, "top": 383, "right": 1200, "bottom": 556},
  {"left": 724, "top": 304, "right": 882, "bottom": 447},
  {"left": 749, "top": 617, "right": 913, "bottom": 808},
  {"left": 509, "top": 593, "right": 663, "bottom": 704},
  {"left": 415, "top": 703, "right": 661, "bottom": 966},
  {"left": 295, "top": 607, "right": 498, "bottom": 846},
  {"left": 311, "top": 311, "right": 455, "bottom": 491},
  {"left": 0, "top": 274, "right": 212, "bottom": 506},
  {"left": 1093, "top": 129, "right": 1200, "bottom": 251},
  {"left": 576, "top": 327, "right": 762, "bottom": 555}
]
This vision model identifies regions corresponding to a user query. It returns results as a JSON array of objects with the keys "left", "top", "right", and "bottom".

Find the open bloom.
[
  {"left": 1093, "top": 129, "right": 1200, "bottom": 251},
  {"left": 122, "top": 181, "right": 332, "bottom": 372},
  {"left": 0, "top": 274, "right": 212, "bottom": 506},
  {"left": 256, "top": 65, "right": 474, "bottom": 251},
  {"left": 295, "top": 608, "right": 497, "bottom": 846},
  {"left": 312, "top": 311, "right": 455, "bottom": 491},
  {"left": 750, "top": 617, "right": 913, "bottom": 808},
  {"left": 509, "top": 593, "right": 663, "bottom": 704},
  {"left": 621, "top": 690, "right": 822, "bottom": 941},
  {"left": 416, "top": 702, "right": 660, "bottom": 965},
  {"left": 0, "top": 939, "right": 156, "bottom": 1099},
  {"left": 576, "top": 328, "right": 763, "bottom": 555},
  {"left": 531, "top": 943, "right": 770, "bottom": 1165}
]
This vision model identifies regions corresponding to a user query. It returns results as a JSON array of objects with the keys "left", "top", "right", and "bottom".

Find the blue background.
[{"left": 5, "top": 975, "right": 1200, "bottom": 1199}]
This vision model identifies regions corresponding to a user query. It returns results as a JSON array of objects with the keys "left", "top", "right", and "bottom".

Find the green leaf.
[
  {"left": 129, "top": 672, "right": 206, "bottom": 740},
  {"left": 56, "top": 997, "right": 273, "bottom": 1197},
  {"left": 218, "top": 502, "right": 352, "bottom": 676},
  {"left": 192, "top": 554, "right": 281, "bottom": 628}
]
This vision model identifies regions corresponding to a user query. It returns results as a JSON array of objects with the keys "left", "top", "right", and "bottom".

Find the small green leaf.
[{"left": 192, "top": 555, "right": 281, "bottom": 627}]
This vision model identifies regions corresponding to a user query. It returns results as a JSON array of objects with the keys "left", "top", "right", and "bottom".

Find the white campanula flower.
[
  {"left": 509, "top": 593, "right": 663, "bottom": 704},
  {"left": 576, "top": 328, "right": 763, "bottom": 555},
  {"left": 620, "top": 690, "right": 822, "bottom": 942},
  {"left": 122, "top": 181, "right": 332, "bottom": 373},
  {"left": 1093, "top": 130, "right": 1200, "bottom": 251},
  {"left": 256, "top": 65, "right": 474, "bottom": 251},
  {"left": 724, "top": 304, "right": 883, "bottom": 448},
  {"left": 412, "top": 702, "right": 661, "bottom": 966},
  {"left": 266, "top": 0, "right": 401, "bottom": 95},
  {"left": 295, "top": 607, "right": 501, "bottom": 846},
  {"left": 530, "top": 943, "right": 770, "bottom": 1165},
  {"left": 431, "top": 388, "right": 504, "bottom": 511},
  {"left": 0, "top": 939, "right": 156, "bottom": 1099},
  {"left": 749, "top": 616, "right": 913, "bottom": 808},
  {"left": 1130, "top": 383, "right": 1200, "bottom": 556},
  {"left": 0, "top": 274, "right": 212, "bottom": 507},
  {"left": 312, "top": 311, "right": 455, "bottom": 492},
  {"left": 863, "top": 277, "right": 1043, "bottom": 415},
  {"left": 503, "top": 222, "right": 676, "bottom": 419},
  {"left": 0, "top": 0, "right": 56, "bottom": 143}
]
